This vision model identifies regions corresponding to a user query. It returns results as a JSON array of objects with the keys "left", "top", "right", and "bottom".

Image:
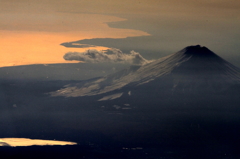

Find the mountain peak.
[{"left": 181, "top": 45, "right": 216, "bottom": 57}]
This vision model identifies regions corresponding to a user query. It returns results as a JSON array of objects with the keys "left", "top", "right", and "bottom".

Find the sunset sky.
[
  {"left": 1, "top": 0, "right": 240, "bottom": 67},
  {"left": 1, "top": 1, "right": 240, "bottom": 154}
]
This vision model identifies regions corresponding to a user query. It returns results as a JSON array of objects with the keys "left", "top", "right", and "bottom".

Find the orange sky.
[
  {"left": 0, "top": 8, "right": 149, "bottom": 67},
  {"left": 1, "top": 0, "right": 239, "bottom": 67}
]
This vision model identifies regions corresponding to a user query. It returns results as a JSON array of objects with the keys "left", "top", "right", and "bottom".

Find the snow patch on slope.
[{"left": 98, "top": 93, "right": 123, "bottom": 101}]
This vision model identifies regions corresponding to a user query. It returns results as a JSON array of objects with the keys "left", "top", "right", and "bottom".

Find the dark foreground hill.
[{"left": 1, "top": 45, "right": 240, "bottom": 158}]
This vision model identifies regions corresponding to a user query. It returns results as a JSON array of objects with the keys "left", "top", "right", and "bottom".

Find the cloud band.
[{"left": 63, "top": 48, "right": 150, "bottom": 65}]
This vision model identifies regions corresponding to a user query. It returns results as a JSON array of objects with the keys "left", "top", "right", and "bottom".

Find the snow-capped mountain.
[{"left": 51, "top": 45, "right": 240, "bottom": 99}]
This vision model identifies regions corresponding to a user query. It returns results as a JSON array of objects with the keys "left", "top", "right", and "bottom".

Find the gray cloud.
[{"left": 63, "top": 48, "right": 150, "bottom": 65}]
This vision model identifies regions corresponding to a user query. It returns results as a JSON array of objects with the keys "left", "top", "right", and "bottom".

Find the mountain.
[
  {"left": 2, "top": 45, "right": 240, "bottom": 157},
  {"left": 51, "top": 45, "right": 240, "bottom": 104},
  {"left": 47, "top": 46, "right": 240, "bottom": 148}
]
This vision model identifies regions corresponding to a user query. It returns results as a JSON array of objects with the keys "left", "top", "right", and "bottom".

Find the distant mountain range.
[{"left": 0, "top": 63, "right": 129, "bottom": 81}]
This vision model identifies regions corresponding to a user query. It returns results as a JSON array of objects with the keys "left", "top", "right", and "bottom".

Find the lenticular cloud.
[{"left": 63, "top": 48, "right": 150, "bottom": 65}]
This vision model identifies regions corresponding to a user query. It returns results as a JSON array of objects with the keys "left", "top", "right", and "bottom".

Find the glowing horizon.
[
  {"left": 1, "top": 0, "right": 239, "bottom": 67},
  {"left": 0, "top": 11, "right": 149, "bottom": 67},
  {"left": 0, "top": 138, "right": 77, "bottom": 147}
]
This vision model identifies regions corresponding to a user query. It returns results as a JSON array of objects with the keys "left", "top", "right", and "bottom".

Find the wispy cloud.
[{"left": 63, "top": 48, "right": 151, "bottom": 65}]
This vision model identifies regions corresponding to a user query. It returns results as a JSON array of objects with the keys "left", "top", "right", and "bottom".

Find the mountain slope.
[{"left": 51, "top": 45, "right": 240, "bottom": 99}]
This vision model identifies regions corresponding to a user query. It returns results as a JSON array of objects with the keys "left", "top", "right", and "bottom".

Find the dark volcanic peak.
[
  {"left": 180, "top": 45, "right": 218, "bottom": 57},
  {"left": 173, "top": 45, "right": 240, "bottom": 81},
  {"left": 174, "top": 45, "right": 240, "bottom": 72}
]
